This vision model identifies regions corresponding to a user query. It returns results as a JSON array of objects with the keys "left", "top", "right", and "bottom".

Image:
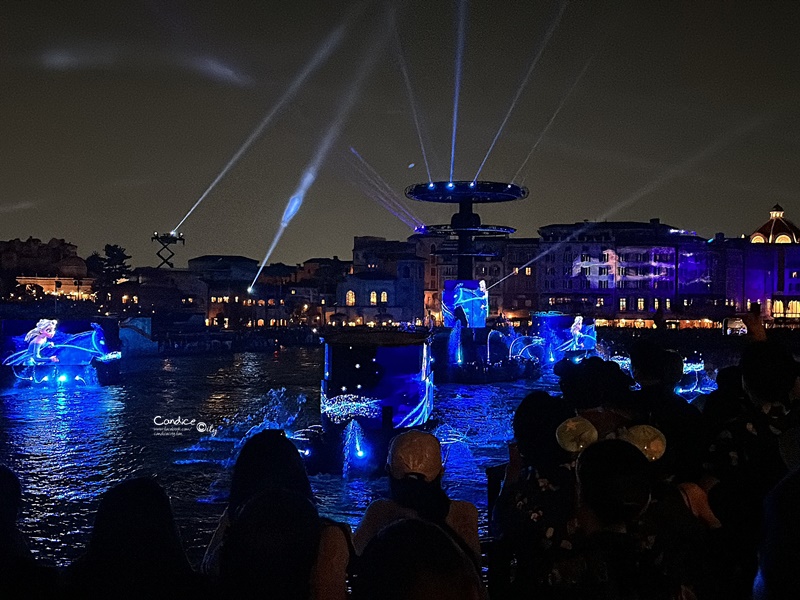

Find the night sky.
[{"left": 1, "top": 1, "right": 798, "bottom": 267}]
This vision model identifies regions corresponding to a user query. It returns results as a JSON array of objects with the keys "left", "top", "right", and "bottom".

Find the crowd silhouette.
[{"left": 2, "top": 325, "right": 799, "bottom": 599}]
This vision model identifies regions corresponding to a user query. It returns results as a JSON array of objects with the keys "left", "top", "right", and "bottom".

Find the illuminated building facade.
[
  {"left": 535, "top": 218, "right": 726, "bottom": 327},
  {"left": 335, "top": 237, "right": 425, "bottom": 325}
]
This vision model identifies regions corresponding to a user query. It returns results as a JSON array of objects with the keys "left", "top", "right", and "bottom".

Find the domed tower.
[
  {"left": 56, "top": 255, "right": 88, "bottom": 279},
  {"left": 750, "top": 204, "right": 800, "bottom": 244}
]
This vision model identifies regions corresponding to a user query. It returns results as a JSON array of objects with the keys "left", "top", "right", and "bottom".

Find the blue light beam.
[
  {"left": 349, "top": 147, "right": 424, "bottom": 228},
  {"left": 391, "top": 23, "right": 433, "bottom": 183},
  {"left": 250, "top": 27, "right": 387, "bottom": 289},
  {"left": 449, "top": 0, "right": 467, "bottom": 182},
  {"left": 513, "top": 51, "right": 595, "bottom": 185},
  {"left": 172, "top": 9, "right": 359, "bottom": 232},
  {"left": 472, "top": 1, "right": 567, "bottom": 182}
]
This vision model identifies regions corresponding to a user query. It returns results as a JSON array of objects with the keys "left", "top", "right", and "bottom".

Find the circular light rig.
[
  {"left": 405, "top": 180, "right": 528, "bottom": 280},
  {"left": 405, "top": 180, "right": 528, "bottom": 204}
]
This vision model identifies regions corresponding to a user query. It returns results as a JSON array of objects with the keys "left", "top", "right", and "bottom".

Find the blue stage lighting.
[
  {"left": 427, "top": 182, "right": 435, "bottom": 189},
  {"left": 446, "top": 182, "right": 455, "bottom": 189},
  {"left": 356, "top": 449, "right": 365, "bottom": 458},
  {"left": 57, "top": 375, "right": 67, "bottom": 382}
]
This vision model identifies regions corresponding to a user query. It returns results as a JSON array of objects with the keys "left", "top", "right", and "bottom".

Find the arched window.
[
  {"left": 751, "top": 234, "right": 766, "bottom": 243},
  {"left": 775, "top": 234, "right": 792, "bottom": 244},
  {"left": 789, "top": 300, "right": 800, "bottom": 317},
  {"left": 773, "top": 299, "right": 785, "bottom": 317},
  {"left": 380, "top": 291, "right": 388, "bottom": 303},
  {"left": 370, "top": 291, "right": 377, "bottom": 305},
  {"left": 346, "top": 290, "right": 356, "bottom": 306}
]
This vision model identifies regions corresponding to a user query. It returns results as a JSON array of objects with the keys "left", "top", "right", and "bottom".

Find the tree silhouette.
[{"left": 89, "top": 245, "right": 133, "bottom": 289}]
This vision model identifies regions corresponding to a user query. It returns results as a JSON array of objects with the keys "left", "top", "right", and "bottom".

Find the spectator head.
[
  {"left": 513, "top": 391, "right": 574, "bottom": 468},
  {"left": 716, "top": 365, "right": 744, "bottom": 397},
  {"left": 740, "top": 341, "right": 797, "bottom": 407},
  {"left": 88, "top": 477, "right": 189, "bottom": 573},
  {"left": 387, "top": 431, "right": 443, "bottom": 483},
  {"left": 629, "top": 339, "right": 666, "bottom": 386},
  {"left": 220, "top": 488, "right": 321, "bottom": 600},
  {"left": 387, "top": 431, "right": 450, "bottom": 523},
  {"left": 555, "top": 357, "right": 635, "bottom": 410},
  {"left": 0, "top": 464, "right": 22, "bottom": 532},
  {"left": 354, "top": 518, "right": 484, "bottom": 600},
  {"left": 577, "top": 439, "right": 651, "bottom": 528},
  {"left": 229, "top": 429, "right": 313, "bottom": 517},
  {"left": 663, "top": 350, "right": 685, "bottom": 387}
]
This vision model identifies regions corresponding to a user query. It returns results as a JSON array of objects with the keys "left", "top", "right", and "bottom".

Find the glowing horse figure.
[{"left": 3, "top": 321, "right": 119, "bottom": 385}]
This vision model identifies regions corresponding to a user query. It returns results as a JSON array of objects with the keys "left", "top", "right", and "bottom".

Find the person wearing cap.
[{"left": 352, "top": 430, "right": 480, "bottom": 560}]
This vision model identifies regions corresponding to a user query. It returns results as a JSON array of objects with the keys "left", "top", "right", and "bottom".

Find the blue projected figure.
[
  {"left": 556, "top": 316, "right": 597, "bottom": 353},
  {"left": 443, "top": 280, "right": 488, "bottom": 328},
  {"left": 3, "top": 319, "right": 59, "bottom": 366},
  {"left": 2, "top": 320, "right": 120, "bottom": 386}
]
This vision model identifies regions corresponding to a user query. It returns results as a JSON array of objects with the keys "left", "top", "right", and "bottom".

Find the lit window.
[
  {"left": 122, "top": 295, "right": 129, "bottom": 304},
  {"left": 514, "top": 267, "right": 519, "bottom": 275},
  {"left": 619, "top": 298, "right": 627, "bottom": 311},
  {"left": 223, "top": 296, "right": 229, "bottom": 303},
  {"left": 346, "top": 290, "right": 356, "bottom": 306},
  {"left": 596, "top": 297, "right": 604, "bottom": 307},
  {"left": 370, "top": 291, "right": 377, "bottom": 305},
  {"left": 665, "top": 299, "right": 671, "bottom": 310},
  {"left": 637, "top": 298, "right": 645, "bottom": 311},
  {"left": 211, "top": 296, "right": 217, "bottom": 303},
  {"left": 654, "top": 298, "right": 660, "bottom": 310},
  {"left": 291, "top": 290, "right": 296, "bottom": 295},
  {"left": 381, "top": 291, "right": 388, "bottom": 303},
  {"left": 525, "top": 267, "right": 531, "bottom": 276}
]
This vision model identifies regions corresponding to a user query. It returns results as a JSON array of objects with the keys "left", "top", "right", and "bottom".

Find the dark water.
[{"left": 0, "top": 348, "right": 544, "bottom": 567}]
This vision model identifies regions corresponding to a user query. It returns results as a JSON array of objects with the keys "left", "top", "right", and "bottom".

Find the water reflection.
[{"left": 0, "top": 347, "right": 535, "bottom": 566}]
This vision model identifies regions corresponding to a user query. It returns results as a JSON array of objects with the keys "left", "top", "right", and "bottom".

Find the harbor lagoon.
[{"left": 0, "top": 348, "right": 542, "bottom": 567}]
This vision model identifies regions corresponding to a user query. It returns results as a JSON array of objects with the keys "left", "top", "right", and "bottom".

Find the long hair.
[
  {"left": 84, "top": 477, "right": 190, "bottom": 574},
  {"left": 220, "top": 489, "right": 321, "bottom": 600},
  {"left": 389, "top": 474, "right": 450, "bottom": 524},
  {"left": 228, "top": 430, "right": 313, "bottom": 518}
]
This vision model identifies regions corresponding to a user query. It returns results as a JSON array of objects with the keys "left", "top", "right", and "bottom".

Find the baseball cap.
[{"left": 387, "top": 430, "right": 443, "bottom": 482}]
